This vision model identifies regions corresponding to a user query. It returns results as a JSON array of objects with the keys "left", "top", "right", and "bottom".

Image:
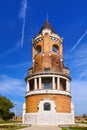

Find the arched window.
[
  {"left": 44, "top": 103, "right": 51, "bottom": 111},
  {"left": 36, "top": 45, "right": 41, "bottom": 54},
  {"left": 52, "top": 45, "right": 59, "bottom": 53}
]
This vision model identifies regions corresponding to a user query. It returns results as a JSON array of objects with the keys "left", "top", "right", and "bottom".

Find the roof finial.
[
  {"left": 39, "top": 17, "right": 55, "bottom": 33},
  {"left": 47, "top": 13, "right": 48, "bottom": 21}
]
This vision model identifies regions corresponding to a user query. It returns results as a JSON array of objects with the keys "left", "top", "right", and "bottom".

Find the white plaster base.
[
  {"left": 23, "top": 99, "right": 74, "bottom": 125},
  {"left": 23, "top": 112, "right": 74, "bottom": 125}
]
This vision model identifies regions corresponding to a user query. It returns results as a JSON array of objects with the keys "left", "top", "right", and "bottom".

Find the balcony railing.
[{"left": 27, "top": 67, "right": 70, "bottom": 79}]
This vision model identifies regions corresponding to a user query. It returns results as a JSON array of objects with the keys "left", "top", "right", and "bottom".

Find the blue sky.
[{"left": 0, "top": 0, "right": 87, "bottom": 116}]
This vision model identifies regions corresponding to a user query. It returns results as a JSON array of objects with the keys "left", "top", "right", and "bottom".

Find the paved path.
[{"left": 20, "top": 125, "right": 62, "bottom": 130}]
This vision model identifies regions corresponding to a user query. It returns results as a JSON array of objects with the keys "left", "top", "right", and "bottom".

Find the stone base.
[{"left": 23, "top": 112, "right": 74, "bottom": 125}]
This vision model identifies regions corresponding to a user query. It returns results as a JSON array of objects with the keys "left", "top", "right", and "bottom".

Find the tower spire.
[
  {"left": 47, "top": 13, "right": 48, "bottom": 21},
  {"left": 39, "top": 19, "right": 55, "bottom": 33}
]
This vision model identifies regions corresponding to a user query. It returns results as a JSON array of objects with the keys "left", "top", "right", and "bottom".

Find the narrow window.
[
  {"left": 36, "top": 45, "right": 41, "bottom": 54},
  {"left": 52, "top": 45, "right": 59, "bottom": 53},
  {"left": 44, "top": 103, "right": 51, "bottom": 111},
  {"left": 44, "top": 68, "right": 50, "bottom": 72}
]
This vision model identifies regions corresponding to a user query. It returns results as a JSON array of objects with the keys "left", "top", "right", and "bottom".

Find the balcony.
[{"left": 26, "top": 67, "right": 70, "bottom": 81}]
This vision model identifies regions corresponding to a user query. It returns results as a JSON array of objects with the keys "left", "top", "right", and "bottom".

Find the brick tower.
[{"left": 23, "top": 20, "right": 74, "bottom": 125}]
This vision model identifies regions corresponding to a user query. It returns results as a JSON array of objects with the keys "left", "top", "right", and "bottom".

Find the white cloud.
[
  {"left": 0, "top": 75, "right": 26, "bottom": 115},
  {"left": 79, "top": 70, "right": 87, "bottom": 79},
  {"left": 0, "top": 41, "right": 20, "bottom": 58},
  {"left": 0, "top": 75, "right": 25, "bottom": 96},
  {"left": 71, "top": 80, "right": 87, "bottom": 99},
  {"left": 19, "top": 0, "right": 27, "bottom": 48},
  {"left": 65, "top": 42, "right": 87, "bottom": 80},
  {"left": 71, "top": 80, "right": 87, "bottom": 115},
  {"left": 19, "top": 0, "right": 27, "bottom": 19},
  {"left": 10, "top": 100, "right": 24, "bottom": 115},
  {"left": 0, "top": 0, "right": 28, "bottom": 58},
  {"left": 5, "top": 61, "right": 31, "bottom": 68},
  {"left": 0, "top": 46, "right": 18, "bottom": 58},
  {"left": 65, "top": 39, "right": 87, "bottom": 115},
  {"left": 70, "top": 29, "right": 87, "bottom": 52}
]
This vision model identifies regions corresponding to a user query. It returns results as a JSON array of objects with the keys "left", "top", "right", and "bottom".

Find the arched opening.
[
  {"left": 44, "top": 103, "right": 51, "bottom": 111},
  {"left": 36, "top": 45, "right": 41, "bottom": 54},
  {"left": 52, "top": 44, "right": 59, "bottom": 53}
]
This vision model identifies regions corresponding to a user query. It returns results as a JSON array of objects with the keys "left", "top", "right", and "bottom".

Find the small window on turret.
[
  {"left": 44, "top": 68, "right": 50, "bottom": 72},
  {"left": 36, "top": 45, "right": 41, "bottom": 54},
  {"left": 52, "top": 45, "right": 59, "bottom": 53}
]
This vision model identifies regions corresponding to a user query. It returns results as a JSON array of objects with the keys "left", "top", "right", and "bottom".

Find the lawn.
[
  {"left": 0, "top": 125, "right": 27, "bottom": 130},
  {"left": 62, "top": 126, "right": 87, "bottom": 130},
  {"left": 0, "top": 121, "right": 28, "bottom": 130},
  {"left": 0, "top": 120, "right": 21, "bottom": 124},
  {"left": 0, "top": 124, "right": 28, "bottom": 130}
]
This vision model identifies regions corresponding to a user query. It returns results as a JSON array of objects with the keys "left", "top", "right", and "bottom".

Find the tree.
[{"left": 0, "top": 95, "right": 15, "bottom": 120}]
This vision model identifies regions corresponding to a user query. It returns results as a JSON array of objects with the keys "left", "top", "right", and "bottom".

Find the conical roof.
[{"left": 39, "top": 20, "right": 55, "bottom": 33}]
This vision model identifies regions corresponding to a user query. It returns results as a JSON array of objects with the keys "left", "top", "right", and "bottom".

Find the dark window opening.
[
  {"left": 44, "top": 68, "right": 50, "bottom": 72},
  {"left": 44, "top": 83, "right": 50, "bottom": 89},
  {"left": 42, "top": 77, "right": 52, "bottom": 89},
  {"left": 30, "top": 84, "right": 34, "bottom": 91},
  {"left": 29, "top": 79, "right": 34, "bottom": 91},
  {"left": 36, "top": 45, "right": 41, "bottom": 54},
  {"left": 60, "top": 78, "right": 66, "bottom": 91},
  {"left": 52, "top": 45, "right": 59, "bottom": 53},
  {"left": 56, "top": 61, "right": 59, "bottom": 64},
  {"left": 44, "top": 103, "right": 51, "bottom": 111}
]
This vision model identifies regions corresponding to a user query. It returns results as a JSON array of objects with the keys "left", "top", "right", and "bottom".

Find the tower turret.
[{"left": 23, "top": 20, "right": 74, "bottom": 125}]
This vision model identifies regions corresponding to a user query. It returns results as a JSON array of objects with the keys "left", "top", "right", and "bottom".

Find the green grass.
[
  {"left": 76, "top": 122, "right": 87, "bottom": 124},
  {"left": 0, "top": 120, "right": 21, "bottom": 124},
  {"left": 62, "top": 128, "right": 67, "bottom": 130},
  {"left": 82, "top": 122, "right": 87, "bottom": 124},
  {"left": 0, "top": 121, "right": 28, "bottom": 130},
  {"left": 0, "top": 125, "right": 28, "bottom": 130},
  {"left": 62, "top": 127, "right": 87, "bottom": 130}
]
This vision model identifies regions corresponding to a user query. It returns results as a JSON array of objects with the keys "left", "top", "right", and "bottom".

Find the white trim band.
[
  {"left": 26, "top": 89, "right": 71, "bottom": 97},
  {"left": 28, "top": 74, "right": 69, "bottom": 81}
]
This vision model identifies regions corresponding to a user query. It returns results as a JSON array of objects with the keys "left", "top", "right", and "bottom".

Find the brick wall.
[
  {"left": 26, "top": 94, "right": 71, "bottom": 113},
  {"left": 32, "top": 33, "right": 63, "bottom": 74}
]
